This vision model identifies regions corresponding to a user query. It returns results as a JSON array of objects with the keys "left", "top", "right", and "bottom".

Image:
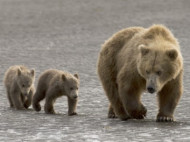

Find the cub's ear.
[
  {"left": 166, "top": 49, "right": 178, "bottom": 60},
  {"left": 74, "top": 74, "right": 79, "bottom": 79},
  {"left": 62, "top": 74, "right": 67, "bottom": 81},
  {"left": 17, "top": 68, "right": 22, "bottom": 76},
  {"left": 138, "top": 44, "right": 149, "bottom": 56},
  {"left": 30, "top": 69, "right": 35, "bottom": 77}
]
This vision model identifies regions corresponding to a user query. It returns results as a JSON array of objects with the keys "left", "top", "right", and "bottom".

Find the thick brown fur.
[
  {"left": 32, "top": 69, "right": 79, "bottom": 115},
  {"left": 97, "top": 25, "right": 183, "bottom": 122},
  {"left": 4, "top": 65, "right": 35, "bottom": 110}
]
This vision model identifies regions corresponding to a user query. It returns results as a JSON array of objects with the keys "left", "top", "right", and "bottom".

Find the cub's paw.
[
  {"left": 69, "top": 112, "right": 78, "bottom": 116},
  {"left": 46, "top": 111, "right": 56, "bottom": 114},
  {"left": 45, "top": 108, "right": 56, "bottom": 114},
  {"left": 15, "top": 106, "right": 26, "bottom": 110},
  {"left": 156, "top": 115, "right": 174, "bottom": 122},
  {"left": 128, "top": 105, "right": 147, "bottom": 119},
  {"left": 24, "top": 103, "right": 31, "bottom": 109},
  {"left": 108, "top": 112, "right": 117, "bottom": 118},
  {"left": 33, "top": 104, "right": 41, "bottom": 112},
  {"left": 108, "top": 109, "right": 117, "bottom": 118}
]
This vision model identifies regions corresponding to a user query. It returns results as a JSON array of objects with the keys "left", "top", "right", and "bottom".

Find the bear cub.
[
  {"left": 32, "top": 69, "right": 79, "bottom": 115},
  {"left": 4, "top": 65, "right": 35, "bottom": 110}
]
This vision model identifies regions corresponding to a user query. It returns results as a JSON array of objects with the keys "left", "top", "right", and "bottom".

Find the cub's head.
[
  {"left": 62, "top": 73, "right": 79, "bottom": 100},
  {"left": 17, "top": 68, "right": 35, "bottom": 96},
  {"left": 137, "top": 44, "right": 182, "bottom": 94}
]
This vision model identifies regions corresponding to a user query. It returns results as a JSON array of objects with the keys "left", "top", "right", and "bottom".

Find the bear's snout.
[
  {"left": 22, "top": 90, "right": 30, "bottom": 97},
  {"left": 73, "top": 95, "right": 78, "bottom": 99},
  {"left": 24, "top": 93, "right": 28, "bottom": 96},
  {"left": 147, "top": 86, "right": 155, "bottom": 94}
]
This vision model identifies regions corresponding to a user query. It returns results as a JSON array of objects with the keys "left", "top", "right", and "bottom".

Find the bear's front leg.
[
  {"left": 44, "top": 97, "right": 56, "bottom": 114},
  {"left": 118, "top": 84, "right": 147, "bottom": 119},
  {"left": 10, "top": 91, "right": 25, "bottom": 110},
  {"left": 108, "top": 105, "right": 117, "bottom": 118},
  {"left": 68, "top": 97, "right": 78, "bottom": 116},
  {"left": 7, "top": 91, "right": 14, "bottom": 108},
  {"left": 44, "top": 89, "right": 57, "bottom": 114},
  {"left": 24, "top": 89, "right": 34, "bottom": 109},
  {"left": 157, "top": 73, "right": 183, "bottom": 122}
]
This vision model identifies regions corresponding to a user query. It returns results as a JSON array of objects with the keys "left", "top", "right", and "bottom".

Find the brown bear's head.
[
  {"left": 17, "top": 68, "right": 35, "bottom": 97},
  {"left": 137, "top": 42, "right": 182, "bottom": 94},
  {"left": 62, "top": 73, "right": 80, "bottom": 100}
]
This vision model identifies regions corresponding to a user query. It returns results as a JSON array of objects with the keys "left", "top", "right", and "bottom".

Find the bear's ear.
[
  {"left": 74, "top": 74, "right": 79, "bottom": 79},
  {"left": 30, "top": 69, "right": 35, "bottom": 77},
  {"left": 17, "top": 68, "right": 22, "bottom": 76},
  {"left": 166, "top": 49, "right": 178, "bottom": 60},
  {"left": 138, "top": 44, "right": 149, "bottom": 56},
  {"left": 62, "top": 74, "right": 67, "bottom": 81}
]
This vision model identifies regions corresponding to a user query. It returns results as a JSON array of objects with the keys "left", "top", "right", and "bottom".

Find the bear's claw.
[
  {"left": 33, "top": 104, "right": 41, "bottom": 112},
  {"left": 128, "top": 105, "right": 147, "bottom": 119},
  {"left": 69, "top": 112, "right": 78, "bottom": 116},
  {"left": 156, "top": 116, "right": 174, "bottom": 122},
  {"left": 46, "top": 111, "right": 56, "bottom": 114},
  {"left": 16, "top": 107, "right": 26, "bottom": 110},
  {"left": 108, "top": 109, "right": 117, "bottom": 118},
  {"left": 108, "top": 113, "right": 117, "bottom": 118},
  {"left": 130, "top": 110, "right": 146, "bottom": 119}
]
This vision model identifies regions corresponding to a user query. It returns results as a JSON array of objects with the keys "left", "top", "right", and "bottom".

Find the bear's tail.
[{"left": 32, "top": 91, "right": 45, "bottom": 112}]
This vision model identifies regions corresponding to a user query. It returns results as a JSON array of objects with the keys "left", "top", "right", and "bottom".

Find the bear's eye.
[
  {"left": 70, "top": 87, "right": 74, "bottom": 90},
  {"left": 156, "top": 71, "right": 162, "bottom": 76},
  {"left": 146, "top": 70, "right": 150, "bottom": 75},
  {"left": 22, "top": 84, "right": 25, "bottom": 88}
]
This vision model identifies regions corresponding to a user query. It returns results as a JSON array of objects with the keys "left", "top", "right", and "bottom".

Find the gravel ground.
[{"left": 0, "top": 0, "right": 190, "bottom": 141}]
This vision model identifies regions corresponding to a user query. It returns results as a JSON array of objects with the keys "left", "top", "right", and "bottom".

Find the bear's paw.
[{"left": 156, "top": 116, "right": 174, "bottom": 122}]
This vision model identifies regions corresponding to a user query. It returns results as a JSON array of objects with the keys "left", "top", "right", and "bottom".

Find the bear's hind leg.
[{"left": 157, "top": 73, "right": 182, "bottom": 122}]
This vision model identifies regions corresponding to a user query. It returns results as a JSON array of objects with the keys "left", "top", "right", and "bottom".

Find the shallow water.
[{"left": 0, "top": 0, "right": 190, "bottom": 141}]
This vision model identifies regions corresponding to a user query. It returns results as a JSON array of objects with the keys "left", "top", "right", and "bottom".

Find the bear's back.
[
  {"left": 100, "top": 27, "right": 144, "bottom": 57},
  {"left": 37, "top": 69, "right": 63, "bottom": 87}
]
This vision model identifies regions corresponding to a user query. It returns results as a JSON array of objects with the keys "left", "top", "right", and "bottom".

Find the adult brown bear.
[{"left": 97, "top": 25, "right": 183, "bottom": 122}]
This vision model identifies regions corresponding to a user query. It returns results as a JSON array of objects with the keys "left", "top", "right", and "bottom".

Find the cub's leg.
[
  {"left": 44, "top": 88, "right": 57, "bottom": 114},
  {"left": 24, "top": 89, "right": 34, "bottom": 109},
  {"left": 68, "top": 97, "right": 78, "bottom": 116},
  {"left": 10, "top": 91, "right": 25, "bottom": 110},
  {"left": 108, "top": 104, "right": 117, "bottom": 118},
  {"left": 157, "top": 72, "right": 183, "bottom": 122},
  {"left": 33, "top": 89, "right": 46, "bottom": 111},
  {"left": 7, "top": 91, "right": 14, "bottom": 108}
]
